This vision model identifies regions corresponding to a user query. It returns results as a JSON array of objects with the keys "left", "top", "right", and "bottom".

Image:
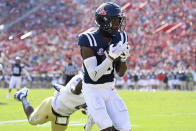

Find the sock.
[{"left": 21, "top": 97, "right": 32, "bottom": 109}]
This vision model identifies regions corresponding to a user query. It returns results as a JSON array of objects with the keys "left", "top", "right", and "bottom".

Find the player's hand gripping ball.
[{"left": 120, "top": 43, "right": 130, "bottom": 62}]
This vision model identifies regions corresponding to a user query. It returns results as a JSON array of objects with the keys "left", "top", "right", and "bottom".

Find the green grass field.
[{"left": 0, "top": 88, "right": 196, "bottom": 131}]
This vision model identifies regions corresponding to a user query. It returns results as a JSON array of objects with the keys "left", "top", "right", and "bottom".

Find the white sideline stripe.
[
  {"left": 0, "top": 120, "right": 86, "bottom": 127},
  {"left": 1, "top": 112, "right": 196, "bottom": 125},
  {"left": 0, "top": 120, "right": 84, "bottom": 125},
  {"left": 0, "top": 120, "right": 27, "bottom": 124},
  {"left": 1, "top": 112, "right": 195, "bottom": 126},
  {"left": 0, "top": 112, "right": 196, "bottom": 125},
  {"left": 0, "top": 120, "right": 138, "bottom": 127}
]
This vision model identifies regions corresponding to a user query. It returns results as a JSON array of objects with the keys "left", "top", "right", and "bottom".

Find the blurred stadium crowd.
[{"left": 0, "top": 0, "right": 195, "bottom": 90}]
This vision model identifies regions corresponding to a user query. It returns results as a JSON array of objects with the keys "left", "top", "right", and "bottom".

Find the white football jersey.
[{"left": 52, "top": 74, "right": 85, "bottom": 116}]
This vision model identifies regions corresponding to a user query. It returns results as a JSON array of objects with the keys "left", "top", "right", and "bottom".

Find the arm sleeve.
[{"left": 83, "top": 56, "right": 113, "bottom": 82}]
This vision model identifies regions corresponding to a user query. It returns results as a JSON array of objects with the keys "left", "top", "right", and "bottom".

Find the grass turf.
[{"left": 0, "top": 88, "right": 196, "bottom": 131}]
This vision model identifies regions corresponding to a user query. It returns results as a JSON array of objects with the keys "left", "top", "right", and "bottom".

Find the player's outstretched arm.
[
  {"left": 2, "top": 54, "right": 11, "bottom": 66},
  {"left": 23, "top": 68, "right": 32, "bottom": 81}
]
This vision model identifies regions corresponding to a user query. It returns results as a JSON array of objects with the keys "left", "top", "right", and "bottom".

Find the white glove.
[
  {"left": 108, "top": 41, "right": 126, "bottom": 60},
  {"left": 120, "top": 44, "right": 130, "bottom": 62}
]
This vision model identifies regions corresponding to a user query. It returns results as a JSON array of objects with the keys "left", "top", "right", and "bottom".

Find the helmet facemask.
[{"left": 96, "top": 12, "right": 126, "bottom": 36}]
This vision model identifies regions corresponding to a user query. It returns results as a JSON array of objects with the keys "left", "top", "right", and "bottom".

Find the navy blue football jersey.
[
  {"left": 12, "top": 62, "right": 24, "bottom": 76},
  {"left": 78, "top": 30, "right": 128, "bottom": 84}
]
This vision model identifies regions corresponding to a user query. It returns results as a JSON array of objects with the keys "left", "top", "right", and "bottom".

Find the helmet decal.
[{"left": 98, "top": 7, "right": 106, "bottom": 15}]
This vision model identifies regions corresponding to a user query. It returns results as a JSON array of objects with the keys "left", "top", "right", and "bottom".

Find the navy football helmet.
[{"left": 95, "top": 2, "right": 126, "bottom": 35}]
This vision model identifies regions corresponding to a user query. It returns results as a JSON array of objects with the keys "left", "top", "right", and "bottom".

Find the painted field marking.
[
  {"left": 1, "top": 112, "right": 195, "bottom": 127},
  {"left": 0, "top": 119, "right": 138, "bottom": 127}
]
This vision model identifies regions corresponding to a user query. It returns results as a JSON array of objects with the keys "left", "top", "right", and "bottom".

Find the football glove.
[
  {"left": 108, "top": 41, "right": 127, "bottom": 60},
  {"left": 120, "top": 43, "right": 130, "bottom": 62}
]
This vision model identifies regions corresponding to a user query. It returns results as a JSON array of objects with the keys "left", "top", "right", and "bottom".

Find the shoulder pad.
[{"left": 78, "top": 32, "right": 97, "bottom": 47}]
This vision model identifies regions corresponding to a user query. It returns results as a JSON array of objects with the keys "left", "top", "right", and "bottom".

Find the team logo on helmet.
[
  {"left": 98, "top": 7, "right": 106, "bottom": 15},
  {"left": 97, "top": 48, "right": 104, "bottom": 55}
]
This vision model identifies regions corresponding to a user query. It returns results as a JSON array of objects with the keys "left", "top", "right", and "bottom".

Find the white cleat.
[{"left": 14, "top": 87, "right": 29, "bottom": 101}]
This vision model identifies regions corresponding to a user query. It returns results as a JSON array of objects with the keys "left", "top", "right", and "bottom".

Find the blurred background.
[{"left": 0, "top": 0, "right": 195, "bottom": 90}]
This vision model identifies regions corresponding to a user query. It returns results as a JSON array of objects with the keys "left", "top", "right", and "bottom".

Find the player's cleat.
[{"left": 14, "top": 87, "right": 29, "bottom": 101}]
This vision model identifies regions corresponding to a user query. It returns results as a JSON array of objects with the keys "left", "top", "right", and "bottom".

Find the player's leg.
[
  {"left": 28, "top": 97, "right": 56, "bottom": 125},
  {"left": 15, "top": 76, "right": 22, "bottom": 91},
  {"left": 29, "top": 95, "right": 68, "bottom": 131},
  {"left": 14, "top": 87, "right": 34, "bottom": 118},
  {"left": 106, "top": 90, "right": 131, "bottom": 131},
  {"left": 15, "top": 88, "right": 55, "bottom": 125},
  {"left": 82, "top": 85, "right": 113, "bottom": 130},
  {"left": 7, "top": 76, "right": 15, "bottom": 99}
]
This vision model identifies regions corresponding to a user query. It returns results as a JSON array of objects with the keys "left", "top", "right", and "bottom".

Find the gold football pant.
[{"left": 28, "top": 97, "right": 68, "bottom": 131}]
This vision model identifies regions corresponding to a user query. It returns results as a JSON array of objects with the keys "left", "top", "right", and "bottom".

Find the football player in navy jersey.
[
  {"left": 3, "top": 56, "right": 31, "bottom": 99},
  {"left": 78, "top": 2, "right": 131, "bottom": 131}
]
